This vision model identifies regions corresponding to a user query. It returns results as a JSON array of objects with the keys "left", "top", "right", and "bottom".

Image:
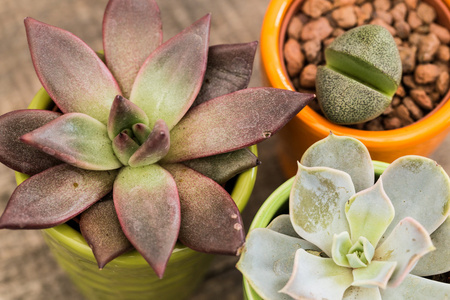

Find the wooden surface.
[{"left": 0, "top": 0, "right": 449, "bottom": 299}]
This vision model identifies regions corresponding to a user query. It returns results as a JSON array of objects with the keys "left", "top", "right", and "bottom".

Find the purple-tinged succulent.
[{"left": 0, "top": 0, "right": 313, "bottom": 278}]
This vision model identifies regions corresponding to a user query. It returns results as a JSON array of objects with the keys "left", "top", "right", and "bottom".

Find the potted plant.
[
  {"left": 0, "top": 0, "right": 314, "bottom": 299},
  {"left": 238, "top": 133, "right": 450, "bottom": 299},
  {"left": 261, "top": 0, "right": 450, "bottom": 177}
]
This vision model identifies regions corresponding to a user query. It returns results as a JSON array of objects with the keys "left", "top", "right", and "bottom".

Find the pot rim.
[
  {"left": 260, "top": 0, "right": 450, "bottom": 150},
  {"left": 15, "top": 87, "right": 258, "bottom": 266}
]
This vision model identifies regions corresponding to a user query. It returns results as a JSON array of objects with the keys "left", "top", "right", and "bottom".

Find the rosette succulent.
[
  {"left": 237, "top": 133, "right": 450, "bottom": 299},
  {"left": 0, "top": 0, "right": 314, "bottom": 278}
]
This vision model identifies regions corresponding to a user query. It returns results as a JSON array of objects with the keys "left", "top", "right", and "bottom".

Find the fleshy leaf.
[
  {"left": 79, "top": 195, "right": 133, "bottom": 269},
  {"left": 381, "top": 156, "right": 450, "bottom": 240},
  {"left": 412, "top": 217, "right": 450, "bottom": 276},
  {"left": 0, "top": 109, "right": 62, "bottom": 175},
  {"left": 301, "top": 133, "right": 374, "bottom": 192},
  {"left": 280, "top": 249, "right": 353, "bottom": 300},
  {"left": 193, "top": 42, "right": 257, "bottom": 106},
  {"left": 267, "top": 214, "right": 302, "bottom": 239},
  {"left": 107, "top": 95, "right": 149, "bottom": 140},
  {"left": 181, "top": 148, "right": 260, "bottom": 184},
  {"left": 352, "top": 260, "right": 397, "bottom": 289},
  {"left": 130, "top": 14, "right": 210, "bottom": 130},
  {"left": 332, "top": 231, "right": 353, "bottom": 267},
  {"left": 163, "top": 88, "right": 314, "bottom": 163},
  {"left": 103, "top": 0, "right": 162, "bottom": 98},
  {"left": 25, "top": 18, "right": 121, "bottom": 124},
  {"left": 128, "top": 119, "right": 170, "bottom": 167},
  {"left": 0, "top": 164, "right": 118, "bottom": 229},
  {"left": 380, "top": 274, "right": 450, "bottom": 299},
  {"left": 132, "top": 123, "right": 151, "bottom": 144},
  {"left": 236, "top": 228, "right": 312, "bottom": 300},
  {"left": 345, "top": 179, "right": 394, "bottom": 247},
  {"left": 163, "top": 163, "right": 244, "bottom": 255},
  {"left": 343, "top": 286, "right": 381, "bottom": 300},
  {"left": 290, "top": 163, "right": 354, "bottom": 256},
  {"left": 111, "top": 132, "right": 140, "bottom": 165},
  {"left": 374, "top": 217, "right": 435, "bottom": 287},
  {"left": 21, "top": 113, "right": 122, "bottom": 170},
  {"left": 113, "top": 165, "right": 180, "bottom": 278}
]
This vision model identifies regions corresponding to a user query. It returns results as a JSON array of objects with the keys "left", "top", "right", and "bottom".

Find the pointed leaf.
[
  {"left": 0, "top": 109, "right": 62, "bottom": 175},
  {"left": 132, "top": 123, "right": 151, "bottom": 144},
  {"left": 107, "top": 95, "right": 149, "bottom": 140},
  {"left": 0, "top": 164, "right": 118, "bottom": 229},
  {"left": 343, "top": 286, "right": 381, "bottom": 300},
  {"left": 193, "top": 42, "right": 257, "bottom": 106},
  {"left": 182, "top": 148, "right": 260, "bottom": 184},
  {"left": 21, "top": 113, "right": 122, "bottom": 170},
  {"left": 130, "top": 14, "right": 210, "bottom": 130},
  {"left": 25, "top": 18, "right": 121, "bottom": 124},
  {"left": 381, "top": 156, "right": 450, "bottom": 240},
  {"left": 163, "top": 88, "right": 314, "bottom": 163},
  {"left": 111, "top": 131, "right": 140, "bottom": 165},
  {"left": 103, "top": 0, "right": 162, "bottom": 98},
  {"left": 301, "top": 133, "right": 374, "bottom": 192},
  {"left": 374, "top": 217, "right": 435, "bottom": 287},
  {"left": 352, "top": 261, "right": 397, "bottom": 289},
  {"left": 345, "top": 179, "right": 394, "bottom": 247},
  {"left": 380, "top": 274, "right": 450, "bottom": 299},
  {"left": 267, "top": 214, "right": 302, "bottom": 239},
  {"left": 332, "top": 231, "right": 353, "bottom": 267},
  {"left": 290, "top": 163, "right": 354, "bottom": 256},
  {"left": 237, "top": 228, "right": 312, "bottom": 300},
  {"left": 113, "top": 165, "right": 180, "bottom": 278},
  {"left": 128, "top": 119, "right": 170, "bottom": 167},
  {"left": 79, "top": 195, "right": 133, "bottom": 269},
  {"left": 163, "top": 163, "right": 244, "bottom": 255},
  {"left": 412, "top": 217, "right": 450, "bottom": 276},
  {"left": 280, "top": 249, "right": 353, "bottom": 300}
]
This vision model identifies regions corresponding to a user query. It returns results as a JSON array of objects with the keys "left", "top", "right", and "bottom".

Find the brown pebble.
[
  {"left": 333, "top": 0, "right": 356, "bottom": 7},
  {"left": 430, "top": 23, "right": 450, "bottom": 44},
  {"left": 418, "top": 33, "right": 440, "bottom": 63},
  {"left": 395, "top": 104, "right": 414, "bottom": 125},
  {"left": 403, "top": 75, "right": 417, "bottom": 89},
  {"left": 323, "top": 37, "right": 335, "bottom": 47},
  {"left": 392, "top": 96, "right": 402, "bottom": 106},
  {"left": 407, "top": 11, "right": 423, "bottom": 30},
  {"left": 395, "top": 21, "right": 411, "bottom": 39},
  {"left": 332, "top": 28, "right": 345, "bottom": 37},
  {"left": 382, "top": 105, "right": 395, "bottom": 116},
  {"left": 302, "top": 0, "right": 333, "bottom": 18},
  {"left": 430, "top": 92, "right": 441, "bottom": 103},
  {"left": 301, "top": 17, "right": 334, "bottom": 41},
  {"left": 415, "top": 25, "right": 430, "bottom": 34},
  {"left": 403, "top": 97, "right": 424, "bottom": 120},
  {"left": 374, "top": 0, "right": 391, "bottom": 11},
  {"left": 398, "top": 45, "right": 417, "bottom": 74},
  {"left": 374, "top": 10, "right": 393, "bottom": 25},
  {"left": 300, "top": 64, "right": 318, "bottom": 88},
  {"left": 284, "top": 38, "right": 305, "bottom": 76},
  {"left": 370, "top": 18, "right": 396, "bottom": 36},
  {"left": 396, "top": 85, "right": 406, "bottom": 97},
  {"left": 408, "top": 33, "right": 423, "bottom": 46},
  {"left": 391, "top": 3, "right": 407, "bottom": 22},
  {"left": 303, "top": 39, "right": 322, "bottom": 63},
  {"left": 414, "top": 64, "right": 441, "bottom": 84},
  {"left": 287, "top": 15, "right": 303, "bottom": 40},
  {"left": 366, "top": 118, "right": 384, "bottom": 130},
  {"left": 383, "top": 117, "right": 402, "bottom": 129},
  {"left": 394, "top": 37, "right": 403, "bottom": 45},
  {"left": 438, "top": 45, "right": 450, "bottom": 62},
  {"left": 404, "top": 0, "right": 418, "bottom": 9},
  {"left": 410, "top": 89, "right": 434, "bottom": 110},
  {"left": 436, "top": 72, "right": 450, "bottom": 96},
  {"left": 417, "top": 2, "right": 437, "bottom": 24},
  {"left": 332, "top": 6, "right": 357, "bottom": 28}
]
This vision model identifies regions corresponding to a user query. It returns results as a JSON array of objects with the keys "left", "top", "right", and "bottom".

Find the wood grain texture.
[{"left": 0, "top": 0, "right": 448, "bottom": 299}]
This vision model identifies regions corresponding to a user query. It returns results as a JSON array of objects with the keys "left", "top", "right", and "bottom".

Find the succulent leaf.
[
  {"left": 79, "top": 195, "right": 133, "bottom": 269},
  {"left": 332, "top": 231, "right": 353, "bottom": 267},
  {"left": 301, "top": 133, "right": 374, "bottom": 192},
  {"left": 163, "top": 88, "right": 314, "bottom": 163},
  {"left": 163, "top": 163, "right": 244, "bottom": 255},
  {"left": 412, "top": 217, "right": 450, "bottom": 276},
  {"left": 380, "top": 274, "right": 450, "bottom": 299},
  {"left": 107, "top": 95, "right": 149, "bottom": 140},
  {"left": 193, "top": 42, "right": 257, "bottom": 107},
  {"left": 374, "top": 217, "right": 435, "bottom": 287},
  {"left": 103, "top": 0, "right": 162, "bottom": 98},
  {"left": 128, "top": 119, "right": 170, "bottom": 167},
  {"left": 132, "top": 123, "right": 151, "bottom": 144},
  {"left": 25, "top": 18, "right": 121, "bottom": 124},
  {"left": 381, "top": 156, "right": 450, "bottom": 240},
  {"left": 343, "top": 286, "right": 381, "bottom": 300},
  {"left": 345, "top": 179, "right": 394, "bottom": 247},
  {"left": 0, "top": 109, "right": 62, "bottom": 175},
  {"left": 280, "top": 249, "right": 353, "bottom": 300},
  {"left": 181, "top": 148, "right": 260, "bottom": 185},
  {"left": 352, "top": 260, "right": 397, "bottom": 289},
  {"left": 267, "top": 214, "right": 301, "bottom": 239},
  {"left": 0, "top": 164, "right": 118, "bottom": 229},
  {"left": 290, "top": 163, "right": 354, "bottom": 256},
  {"left": 21, "top": 113, "right": 122, "bottom": 170},
  {"left": 130, "top": 14, "right": 210, "bottom": 130},
  {"left": 113, "top": 164, "right": 180, "bottom": 278},
  {"left": 112, "top": 132, "right": 140, "bottom": 165},
  {"left": 236, "top": 228, "right": 312, "bottom": 300}
]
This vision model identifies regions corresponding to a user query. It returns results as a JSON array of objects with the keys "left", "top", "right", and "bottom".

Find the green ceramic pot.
[
  {"left": 16, "top": 88, "right": 258, "bottom": 300},
  {"left": 242, "top": 161, "right": 388, "bottom": 300}
]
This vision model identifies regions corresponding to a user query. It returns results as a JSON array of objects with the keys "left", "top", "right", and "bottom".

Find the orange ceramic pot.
[{"left": 261, "top": 0, "right": 450, "bottom": 177}]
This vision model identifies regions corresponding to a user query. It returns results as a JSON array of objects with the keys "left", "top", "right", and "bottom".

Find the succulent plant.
[
  {"left": 237, "top": 133, "right": 450, "bottom": 299},
  {"left": 316, "top": 25, "right": 402, "bottom": 124},
  {"left": 0, "top": 0, "right": 314, "bottom": 278}
]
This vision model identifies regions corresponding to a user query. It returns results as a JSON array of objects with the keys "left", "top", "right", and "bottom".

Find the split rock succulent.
[{"left": 0, "top": 0, "right": 314, "bottom": 278}]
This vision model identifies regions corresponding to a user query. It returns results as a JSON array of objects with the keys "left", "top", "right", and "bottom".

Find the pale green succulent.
[{"left": 237, "top": 133, "right": 450, "bottom": 299}]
